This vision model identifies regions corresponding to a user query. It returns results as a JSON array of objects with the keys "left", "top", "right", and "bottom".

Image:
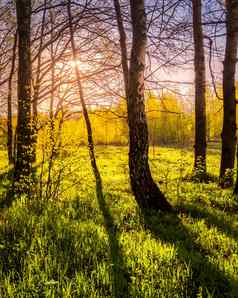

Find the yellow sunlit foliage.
[
  {"left": 30, "top": 88, "right": 233, "bottom": 148},
  {"left": 57, "top": 91, "right": 193, "bottom": 147},
  {"left": 1, "top": 85, "right": 237, "bottom": 149}
]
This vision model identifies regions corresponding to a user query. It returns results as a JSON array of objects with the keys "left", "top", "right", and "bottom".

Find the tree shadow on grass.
[
  {"left": 96, "top": 192, "right": 130, "bottom": 298},
  {"left": 141, "top": 208, "right": 238, "bottom": 298},
  {"left": 0, "top": 207, "right": 115, "bottom": 296},
  {"left": 54, "top": 194, "right": 130, "bottom": 296},
  {"left": 176, "top": 202, "right": 238, "bottom": 245}
]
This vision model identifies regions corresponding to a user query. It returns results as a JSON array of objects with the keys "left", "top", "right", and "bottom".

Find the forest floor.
[{"left": 0, "top": 146, "right": 238, "bottom": 297}]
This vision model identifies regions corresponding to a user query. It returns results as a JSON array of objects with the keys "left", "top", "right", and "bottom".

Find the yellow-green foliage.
[
  {"left": 58, "top": 89, "right": 224, "bottom": 147},
  {"left": 62, "top": 111, "right": 128, "bottom": 146},
  {"left": 146, "top": 91, "right": 192, "bottom": 145},
  {"left": 37, "top": 84, "right": 237, "bottom": 147},
  {"left": 1, "top": 85, "right": 238, "bottom": 149},
  {"left": 206, "top": 88, "right": 223, "bottom": 141},
  {"left": 52, "top": 92, "right": 193, "bottom": 147}
]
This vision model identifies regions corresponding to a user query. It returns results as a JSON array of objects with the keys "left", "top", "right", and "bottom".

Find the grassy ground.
[{"left": 0, "top": 146, "right": 238, "bottom": 297}]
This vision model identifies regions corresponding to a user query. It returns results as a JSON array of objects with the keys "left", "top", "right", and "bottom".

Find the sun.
[{"left": 68, "top": 60, "right": 80, "bottom": 68}]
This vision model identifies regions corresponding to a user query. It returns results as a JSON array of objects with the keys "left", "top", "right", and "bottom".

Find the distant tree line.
[{"left": 44, "top": 89, "right": 224, "bottom": 147}]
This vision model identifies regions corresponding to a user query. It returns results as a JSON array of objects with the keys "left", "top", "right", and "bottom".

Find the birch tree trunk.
[{"left": 127, "top": 0, "right": 172, "bottom": 211}]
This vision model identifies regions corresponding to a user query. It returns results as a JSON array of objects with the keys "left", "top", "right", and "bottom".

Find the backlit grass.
[{"left": 0, "top": 146, "right": 238, "bottom": 297}]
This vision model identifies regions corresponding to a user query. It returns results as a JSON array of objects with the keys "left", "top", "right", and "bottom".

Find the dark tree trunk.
[
  {"left": 113, "top": 0, "right": 129, "bottom": 98},
  {"left": 127, "top": 0, "right": 172, "bottom": 211},
  {"left": 7, "top": 33, "right": 17, "bottom": 166},
  {"left": 14, "top": 0, "right": 33, "bottom": 194},
  {"left": 220, "top": 0, "right": 238, "bottom": 188},
  {"left": 192, "top": 0, "right": 207, "bottom": 181},
  {"left": 67, "top": 0, "right": 103, "bottom": 200}
]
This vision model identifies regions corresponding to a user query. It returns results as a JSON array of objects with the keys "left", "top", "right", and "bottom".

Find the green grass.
[{"left": 0, "top": 146, "right": 238, "bottom": 297}]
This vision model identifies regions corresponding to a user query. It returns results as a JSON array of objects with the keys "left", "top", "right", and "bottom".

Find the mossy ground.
[{"left": 0, "top": 146, "right": 238, "bottom": 297}]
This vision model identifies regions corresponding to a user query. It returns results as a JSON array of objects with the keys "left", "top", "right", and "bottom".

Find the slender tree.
[
  {"left": 14, "top": 0, "right": 33, "bottom": 194},
  {"left": 45, "top": 9, "right": 57, "bottom": 200},
  {"left": 220, "top": 0, "right": 238, "bottom": 188},
  {"left": 32, "top": 0, "right": 47, "bottom": 163},
  {"left": 192, "top": 0, "right": 207, "bottom": 181},
  {"left": 67, "top": 0, "right": 103, "bottom": 200},
  {"left": 113, "top": 0, "right": 129, "bottom": 98},
  {"left": 7, "top": 32, "right": 17, "bottom": 165},
  {"left": 126, "top": 0, "right": 172, "bottom": 211}
]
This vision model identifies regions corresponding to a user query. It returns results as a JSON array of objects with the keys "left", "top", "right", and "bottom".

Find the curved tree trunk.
[
  {"left": 127, "top": 0, "right": 172, "bottom": 211},
  {"left": 192, "top": 0, "right": 207, "bottom": 181},
  {"left": 220, "top": 0, "right": 238, "bottom": 188}
]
